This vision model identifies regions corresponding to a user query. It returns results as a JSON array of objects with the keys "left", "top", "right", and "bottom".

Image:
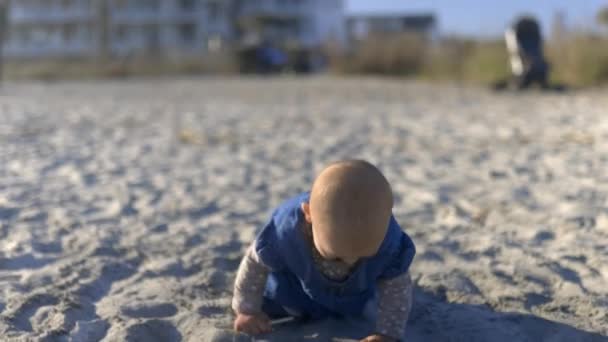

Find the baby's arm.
[
  {"left": 373, "top": 272, "right": 414, "bottom": 341},
  {"left": 232, "top": 242, "right": 271, "bottom": 334}
]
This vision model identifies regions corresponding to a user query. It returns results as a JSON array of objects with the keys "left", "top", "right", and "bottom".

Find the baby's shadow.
[
  {"left": 242, "top": 287, "right": 606, "bottom": 342},
  {"left": 403, "top": 288, "right": 606, "bottom": 342}
]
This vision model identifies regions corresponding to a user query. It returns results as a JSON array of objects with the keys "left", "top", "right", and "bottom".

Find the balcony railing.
[
  {"left": 10, "top": 8, "right": 203, "bottom": 25},
  {"left": 10, "top": 9, "right": 95, "bottom": 23},
  {"left": 3, "top": 42, "right": 96, "bottom": 58},
  {"left": 110, "top": 9, "right": 202, "bottom": 24},
  {"left": 239, "top": 1, "right": 308, "bottom": 18}
]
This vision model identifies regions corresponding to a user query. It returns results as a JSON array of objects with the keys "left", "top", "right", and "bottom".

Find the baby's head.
[{"left": 301, "top": 160, "right": 393, "bottom": 265}]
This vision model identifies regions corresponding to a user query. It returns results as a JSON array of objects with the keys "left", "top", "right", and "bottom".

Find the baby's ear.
[{"left": 301, "top": 202, "right": 312, "bottom": 223}]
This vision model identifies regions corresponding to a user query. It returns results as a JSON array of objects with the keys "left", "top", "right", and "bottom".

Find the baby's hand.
[
  {"left": 361, "top": 334, "right": 397, "bottom": 342},
  {"left": 234, "top": 313, "right": 272, "bottom": 335}
]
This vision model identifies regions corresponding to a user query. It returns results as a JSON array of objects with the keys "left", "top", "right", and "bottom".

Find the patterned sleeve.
[
  {"left": 375, "top": 271, "right": 414, "bottom": 340},
  {"left": 231, "top": 242, "right": 271, "bottom": 315}
]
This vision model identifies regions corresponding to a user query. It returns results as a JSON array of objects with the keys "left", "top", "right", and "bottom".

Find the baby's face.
[
  {"left": 301, "top": 202, "right": 385, "bottom": 266},
  {"left": 313, "top": 236, "right": 375, "bottom": 266}
]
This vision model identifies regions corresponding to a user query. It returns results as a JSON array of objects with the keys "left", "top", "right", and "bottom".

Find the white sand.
[{"left": 0, "top": 77, "right": 607, "bottom": 341}]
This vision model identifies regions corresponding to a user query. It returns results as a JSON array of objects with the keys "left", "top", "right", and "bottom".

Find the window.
[
  {"left": 81, "top": 25, "right": 92, "bottom": 40},
  {"left": 16, "top": 27, "right": 31, "bottom": 44},
  {"left": 144, "top": 25, "right": 160, "bottom": 51},
  {"left": 135, "top": 0, "right": 159, "bottom": 11},
  {"left": 180, "top": 0, "right": 196, "bottom": 11},
  {"left": 81, "top": 0, "right": 91, "bottom": 10},
  {"left": 179, "top": 23, "right": 196, "bottom": 43},
  {"left": 115, "top": 25, "right": 127, "bottom": 41},
  {"left": 208, "top": 2, "right": 223, "bottom": 18},
  {"left": 114, "top": 0, "right": 128, "bottom": 10},
  {"left": 288, "top": 22, "right": 300, "bottom": 36},
  {"left": 62, "top": 0, "right": 74, "bottom": 9},
  {"left": 63, "top": 23, "right": 77, "bottom": 42},
  {"left": 31, "top": 28, "right": 50, "bottom": 44}
]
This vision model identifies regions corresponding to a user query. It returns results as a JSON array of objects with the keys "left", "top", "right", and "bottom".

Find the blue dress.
[{"left": 254, "top": 192, "right": 416, "bottom": 319}]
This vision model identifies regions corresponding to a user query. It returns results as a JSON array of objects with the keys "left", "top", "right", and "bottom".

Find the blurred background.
[{"left": 0, "top": 0, "right": 607, "bottom": 87}]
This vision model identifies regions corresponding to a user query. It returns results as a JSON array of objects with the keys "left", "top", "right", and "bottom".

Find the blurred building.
[
  {"left": 4, "top": 0, "right": 98, "bottom": 58},
  {"left": 1, "top": 0, "right": 344, "bottom": 59},
  {"left": 236, "top": 0, "right": 345, "bottom": 49},
  {"left": 3, "top": 0, "right": 232, "bottom": 59},
  {"left": 107, "top": 0, "right": 233, "bottom": 58},
  {"left": 347, "top": 13, "right": 437, "bottom": 41}
]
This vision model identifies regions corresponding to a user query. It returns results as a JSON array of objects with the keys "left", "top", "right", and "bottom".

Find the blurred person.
[{"left": 504, "top": 16, "right": 550, "bottom": 89}]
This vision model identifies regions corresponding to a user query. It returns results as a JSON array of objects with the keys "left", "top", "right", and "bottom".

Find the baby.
[{"left": 232, "top": 160, "right": 416, "bottom": 341}]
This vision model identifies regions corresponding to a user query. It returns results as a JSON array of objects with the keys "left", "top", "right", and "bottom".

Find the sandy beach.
[{"left": 0, "top": 77, "right": 607, "bottom": 341}]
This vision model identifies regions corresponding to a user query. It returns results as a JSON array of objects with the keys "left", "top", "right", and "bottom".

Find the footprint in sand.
[
  {"left": 532, "top": 230, "right": 555, "bottom": 245},
  {"left": 418, "top": 250, "right": 444, "bottom": 263},
  {"left": 198, "top": 305, "right": 226, "bottom": 318},
  {"left": 567, "top": 216, "right": 596, "bottom": 229},
  {"left": 76, "top": 261, "right": 138, "bottom": 302},
  {"left": 125, "top": 319, "right": 182, "bottom": 342},
  {"left": 524, "top": 293, "right": 552, "bottom": 310},
  {"left": 211, "top": 256, "right": 242, "bottom": 272},
  {"left": 0, "top": 253, "right": 56, "bottom": 270},
  {"left": 208, "top": 271, "right": 228, "bottom": 290},
  {"left": 198, "top": 298, "right": 231, "bottom": 318},
  {"left": 69, "top": 319, "right": 109, "bottom": 342},
  {"left": 31, "top": 240, "right": 63, "bottom": 254},
  {"left": 121, "top": 303, "right": 178, "bottom": 318},
  {"left": 150, "top": 223, "right": 168, "bottom": 233},
  {"left": 212, "top": 237, "right": 243, "bottom": 255},
  {"left": 6, "top": 293, "right": 59, "bottom": 332},
  {"left": 0, "top": 206, "right": 20, "bottom": 221},
  {"left": 188, "top": 202, "right": 220, "bottom": 221}
]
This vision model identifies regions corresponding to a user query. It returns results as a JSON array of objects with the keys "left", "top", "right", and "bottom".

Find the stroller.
[{"left": 504, "top": 16, "right": 550, "bottom": 89}]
